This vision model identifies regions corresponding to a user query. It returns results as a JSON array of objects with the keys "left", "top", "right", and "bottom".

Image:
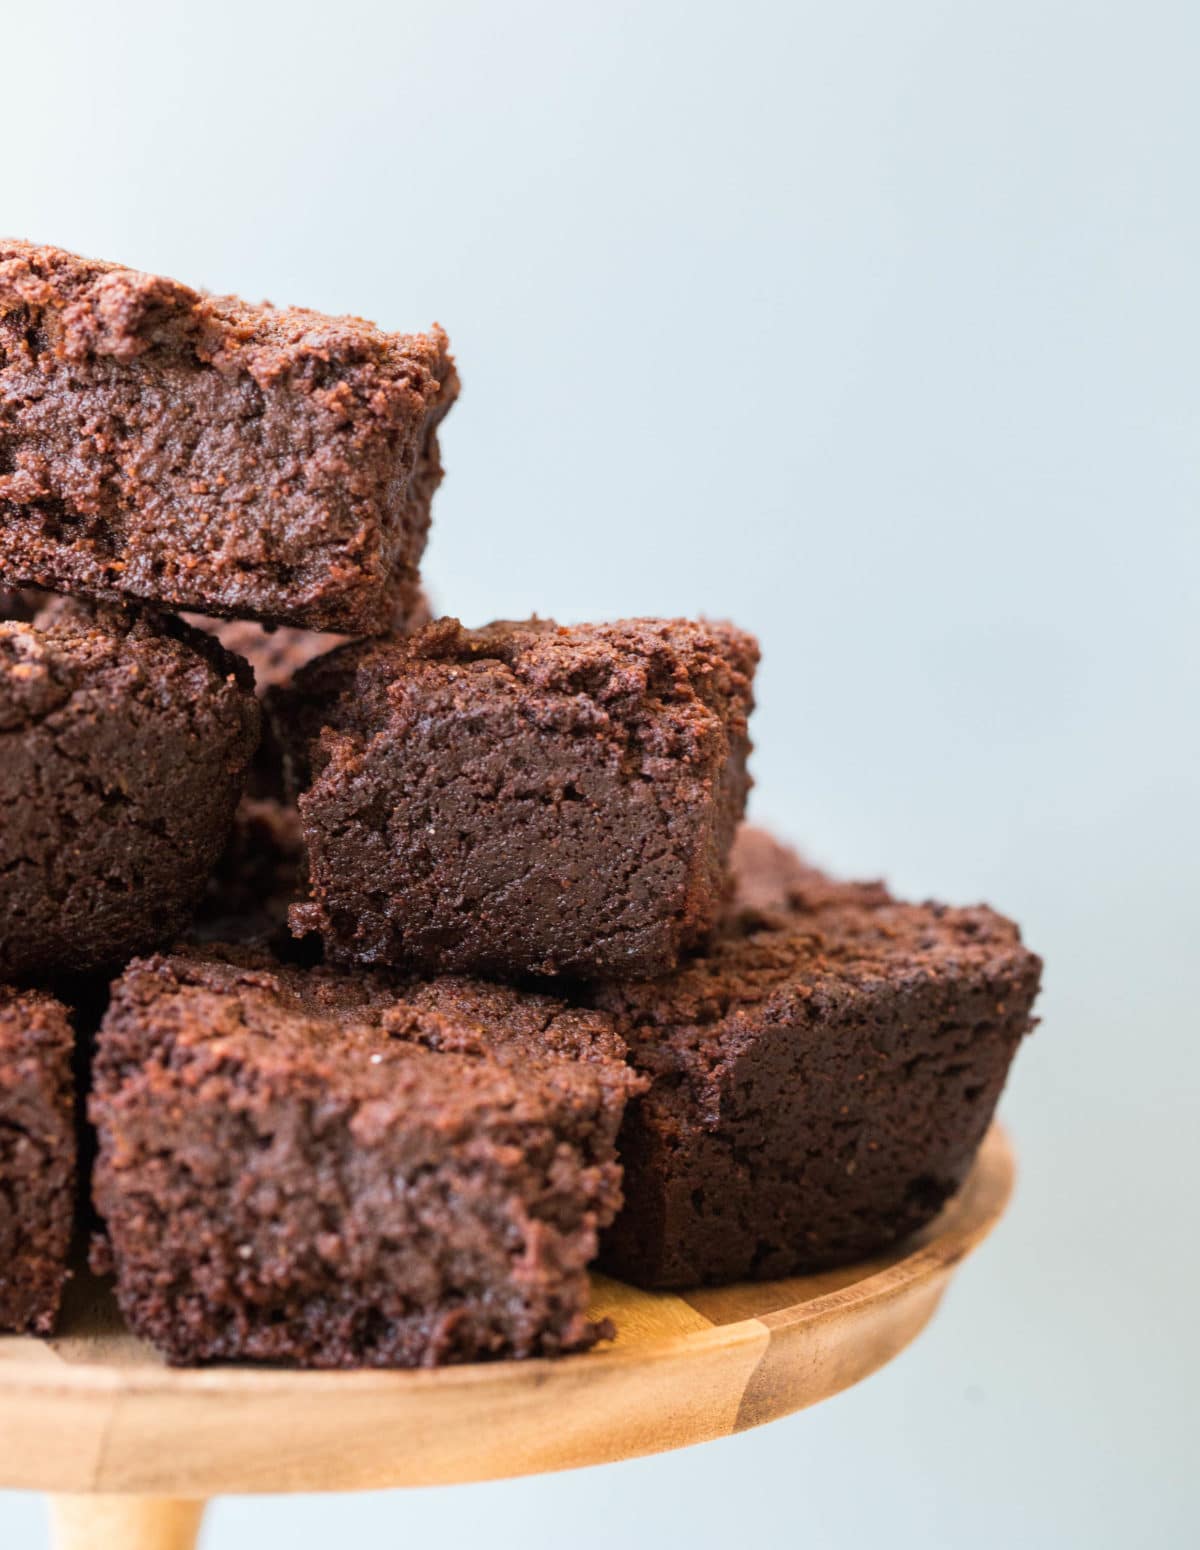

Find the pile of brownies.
[{"left": 0, "top": 240, "right": 1042, "bottom": 1369}]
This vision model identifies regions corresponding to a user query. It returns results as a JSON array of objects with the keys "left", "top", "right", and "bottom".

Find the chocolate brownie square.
[
  {"left": 90, "top": 948, "right": 642, "bottom": 1367},
  {"left": 592, "top": 830, "right": 1042, "bottom": 1287},
  {"left": 0, "top": 240, "right": 457, "bottom": 632},
  {"left": 283, "top": 616, "right": 758, "bottom": 980},
  {"left": 0, "top": 986, "right": 76, "bottom": 1333},
  {"left": 0, "top": 599, "right": 260, "bottom": 978}
]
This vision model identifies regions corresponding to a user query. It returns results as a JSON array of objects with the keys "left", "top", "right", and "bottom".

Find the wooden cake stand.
[{"left": 0, "top": 1126, "right": 1014, "bottom": 1549}]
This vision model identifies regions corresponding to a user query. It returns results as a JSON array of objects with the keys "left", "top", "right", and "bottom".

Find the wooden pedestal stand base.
[{"left": 50, "top": 1495, "right": 205, "bottom": 1550}]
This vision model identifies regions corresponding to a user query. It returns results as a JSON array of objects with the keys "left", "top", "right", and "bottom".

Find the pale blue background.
[{"left": 4, "top": 3, "right": 1197, "bottom": 1546}]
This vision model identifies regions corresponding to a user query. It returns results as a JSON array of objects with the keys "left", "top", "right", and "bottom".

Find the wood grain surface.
[{"left": 1, "top": 1126, "right": 1013, "bottom": 1503}]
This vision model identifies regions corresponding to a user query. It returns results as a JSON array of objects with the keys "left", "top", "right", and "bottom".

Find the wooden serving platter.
[{"left": 0, "top": 1126, "right": 1013, "bottom": 1549}]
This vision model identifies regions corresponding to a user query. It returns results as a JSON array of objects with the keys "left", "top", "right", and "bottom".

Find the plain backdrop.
[{"left": 3, "top": 2, "right": 1197, "bottom": 1546}]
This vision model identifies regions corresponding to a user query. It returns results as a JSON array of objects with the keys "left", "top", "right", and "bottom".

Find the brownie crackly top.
[
  {"left": 96, "top": 945, "right": 639, "bottom": 1109},
  {"left": 0, "top": 595, "right": 256, "bottom": 725},
  {"left": 294, "top": 615, "right": 757, "bottom": 770},
  {"left": 597, "top": 875, "right": 1041, "bottom": 1082},
  {"left": 0, "top": 239, "right": 446, "bottom": 375}
]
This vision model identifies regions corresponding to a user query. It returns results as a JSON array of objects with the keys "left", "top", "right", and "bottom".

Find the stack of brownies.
[{"left": 0, "top": 241, "right": 1042, "bottom": 1367}]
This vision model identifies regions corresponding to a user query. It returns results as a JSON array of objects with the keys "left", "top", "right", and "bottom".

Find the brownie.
[
  {"left": 591, "top": 831, "right": 1042, "bottom": 1287},
  {"left": 0, "top": 986, "right": 76, "bottom": 1332},
  {"left": 90, "top": 947, "right": 642, "bottom": 1367},
  {"left": 0, "top": 240, "right": 458, "bottom": 632},
  {"left": 0, "top": 599, "right": 260, "bottom": 978},
  {"left": 282, "top": 616, "right": 758, "bottom": 980}
]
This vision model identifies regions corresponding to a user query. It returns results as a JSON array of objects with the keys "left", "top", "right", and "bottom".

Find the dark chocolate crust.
[
  {"left": 282, "top": 616, "right": 758, "bottom": 981},
  {"left": 90, "top": 947, "right": 641, "bottom": 1368},
  {"left": 0, "top": 240, "right": 458, "bottom": 632},
  {"left": 0, "top": 985, "right": 76, "bottom": 1333},
  {"left": 592, "top": 828, "right": 1042, "bottom": 1287},
  {"left": 0, "top": 599, "right": 260, "bottom": 978}
]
